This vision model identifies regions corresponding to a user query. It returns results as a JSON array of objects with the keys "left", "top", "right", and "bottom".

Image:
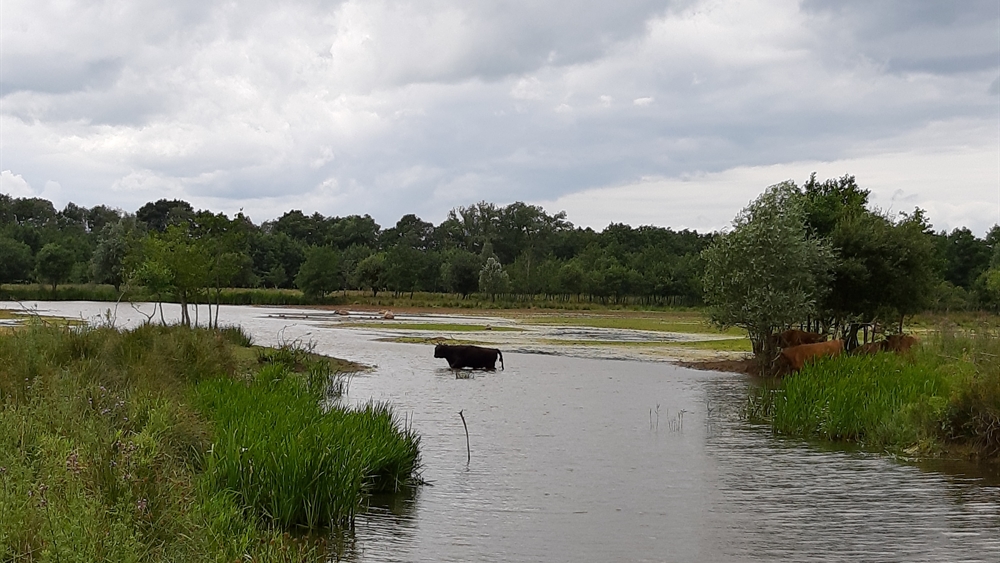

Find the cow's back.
[
  {"left": 780, "top": 339, "right": 844, "bottom": 372},
  {"left": 884, "top": 334, "right": 917, "bottom": 353}
]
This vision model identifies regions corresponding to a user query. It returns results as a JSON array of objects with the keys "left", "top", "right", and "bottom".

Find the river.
[{"left": 3, "top": 301, "right": 999, "bottom": 562}]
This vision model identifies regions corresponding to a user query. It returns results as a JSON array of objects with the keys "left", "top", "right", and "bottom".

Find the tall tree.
[
  {"left": 702, "top": 182, "right": 836, "bottom": 362},
  {"left": 35, "top": 243, "right": 75, "bottom": 293},
  {"left": 0, "top": 237, "right": 34, "bottom": 283},
  {"left": 295, "top": 246, "right": 342, "bottom": 298}
]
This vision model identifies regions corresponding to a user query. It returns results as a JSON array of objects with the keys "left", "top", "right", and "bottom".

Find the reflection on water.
[{"left": 3, "top": 301, "right": 999, "bottom": 562}]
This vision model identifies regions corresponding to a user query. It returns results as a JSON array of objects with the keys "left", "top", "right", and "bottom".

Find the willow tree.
[{"left": 702, "top": 182, "right": 836, "bottom": 363}]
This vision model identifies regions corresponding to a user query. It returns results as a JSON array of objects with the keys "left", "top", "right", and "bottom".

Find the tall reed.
[{"left": 196, "top": 364, "right": 420, "bottom": 529}]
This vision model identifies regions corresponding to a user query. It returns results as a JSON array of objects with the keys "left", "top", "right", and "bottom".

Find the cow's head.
[{"left": 433, "top": 344, "right": 446, "bottom": 358}]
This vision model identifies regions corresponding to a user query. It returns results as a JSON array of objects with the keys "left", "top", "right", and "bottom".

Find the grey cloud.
[
  {"left": 1, "top": 0, "right": 995, "bottom": 233},
  {"left": 1, "top": 56, "right": 123, "bottom": 94},
  {"left": 802, "top": 0, "right": 999, "bottom": 74}
]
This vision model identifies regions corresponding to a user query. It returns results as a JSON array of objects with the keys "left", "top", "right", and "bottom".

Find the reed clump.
[
  {"left": 747, "top": 326, "right": 1000, "bottom": 459},
  {"left": 196, "top": 363, "right": 420, "bottom": 529},
  {"left": 0, "top": 322, "right": 417, "bottom": 560}
]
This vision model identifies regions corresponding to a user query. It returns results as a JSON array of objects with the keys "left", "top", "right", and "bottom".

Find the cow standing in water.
[{"left": 434, "top": 344, "right": 505, "bottom": 371}]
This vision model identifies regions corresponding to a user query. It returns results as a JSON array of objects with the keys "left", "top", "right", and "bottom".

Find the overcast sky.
[{"left": 2, "top": 0, "right": 998, "bottom": 234}]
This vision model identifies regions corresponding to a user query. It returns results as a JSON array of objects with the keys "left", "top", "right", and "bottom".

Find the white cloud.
[
  {"left": 1, "top": 171, "right": 35, "bottom": 198},
  {"left": 534, "top": 118, "right": 1000, "bottom": 236}
]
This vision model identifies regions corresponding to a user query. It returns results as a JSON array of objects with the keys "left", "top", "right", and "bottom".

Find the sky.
[{"left": 1, "top": 0, "right": 998, "bottom": 235}]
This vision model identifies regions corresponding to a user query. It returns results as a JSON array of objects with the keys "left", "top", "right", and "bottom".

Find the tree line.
[{"left": 1, "top": 174, "right": 998, "bottom": 319}]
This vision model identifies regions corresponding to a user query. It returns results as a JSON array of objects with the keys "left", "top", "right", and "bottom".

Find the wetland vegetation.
[
  {"left": 747, "top": 326, "right": 1000, "bottom": 462},
  {"left": 0, "top": 321, "right": 419, "bottom": 561}
]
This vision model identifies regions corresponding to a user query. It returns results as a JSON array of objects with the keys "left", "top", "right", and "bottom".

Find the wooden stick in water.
[{"left": 459, "top": 410, "right": 470, "bottom": 465}]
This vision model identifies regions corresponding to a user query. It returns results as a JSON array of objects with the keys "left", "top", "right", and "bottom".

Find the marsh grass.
[
  {"left": 748, "top": 326, "right": 1000, "bottom": 459},
  {"left": 197, "top": 367, "right": 420, "bottom": 529},
  {"left": 0, "top": 322, "right": 417, "bottom": 560}
]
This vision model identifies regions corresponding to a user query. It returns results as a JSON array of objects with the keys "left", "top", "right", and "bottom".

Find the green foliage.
[
  {"left": 702, "top": 182, "right": 836, "bottom": 356},
  {"left": 35, "top": 242, "right": 76, "bottom": 293},
  {"left": 196, "top": 367, "right": 419, "bottom": 529},
  {"left": 354, "top": 252, "right": 388, "bottom": 297},
  {"left": 441, "top": 249, "right": 481, "bottom": 297},
  {"left": 823, "top": 208, "right": 938, "bottom": 325},
  {"left": 135, "top": 199, "right": 194, "bottom": 233},
  {"left": 295, "top": 245, "right": 342, "bottom": 298},
  {"left": 748, "top": 327, "right": 1000, "bottom": 458},
  {"left": 479, "top": 257, "right": 510, "bottom": 300},
  {"left": 91, "top": 218, "right": 140, "bottom": 290},
  {"left": 0, "top": 236, "right": 34, "bottom": 283}
]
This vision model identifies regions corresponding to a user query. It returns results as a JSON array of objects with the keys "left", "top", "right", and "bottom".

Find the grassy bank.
[
  {"left": 0, "top": 323, "right": 420, "bottom": 561},
  {"left": 747, "top": 328, "right": 1000, "bottom": 461}
]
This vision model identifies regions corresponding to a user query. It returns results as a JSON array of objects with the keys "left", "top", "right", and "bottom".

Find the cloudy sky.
[{"left": 2, "top": 0, "right": 998, "bottom": 234}]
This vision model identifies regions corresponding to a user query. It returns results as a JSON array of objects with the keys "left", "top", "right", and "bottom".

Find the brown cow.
[
  {"left": 884, "top": 334, "right": 918, "bottom": 354},
  {"left": 778, "top": 340, "right": 844, "bottom": 373},
  {"left": 774, "top": 329, "right": 827, "bottom": 348},
  {"left": 850, "top": 341, "right": 884, "bottom": 356}
]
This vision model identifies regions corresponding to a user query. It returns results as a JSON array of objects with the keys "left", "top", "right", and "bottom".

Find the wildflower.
[{"left": 136, "top": 498, "right": 148, "bottom": 512}]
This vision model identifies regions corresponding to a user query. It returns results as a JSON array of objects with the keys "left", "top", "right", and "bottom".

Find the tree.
[
  {"left": 295, "top": 246, "right": 342, "bottom": 298},
  {"left": 820, "top": 207, "right": 939, "bottom": 331},
  {"left": 137, "top": 227, "right": 210, "bottom": 327},
  {"left": 35, "top": 243, "right": 75, "bottom": 293},
  {"left": 354, "top": 252, "right": 387, "bottom": 297},
  {"left": 0, "top": 237, "right": 34, "bottom": 283},
  {"left": 479, "top": 257, "right": 510, "bottom": 301},
  {"left": 91, "top": 218, "right": 139, "bottom": 290},
  {"left": 702, "top": 182, "right": 836, "bottom": 362},
  {"left": 441, "top": 249, "right": 481, "bottom": 298},
  {"left": 938, "top": 227, "right": 990, "bottom": 289},
  {"left": 136, "top": 199, "right": 194, "bottom": 233}
]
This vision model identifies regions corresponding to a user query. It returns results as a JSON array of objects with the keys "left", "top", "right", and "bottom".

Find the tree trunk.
[{"left": 179, "top": 292, "right": 190, "bottom": 327}]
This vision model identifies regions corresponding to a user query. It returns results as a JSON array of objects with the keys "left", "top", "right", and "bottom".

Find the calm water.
[{"left": 5, "top": 301, "right": 1000, "bottom": 562}]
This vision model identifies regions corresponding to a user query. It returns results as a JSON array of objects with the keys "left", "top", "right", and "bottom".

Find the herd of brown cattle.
[{"left": 771, "top": 328, "right": 918, "bottom": 374}]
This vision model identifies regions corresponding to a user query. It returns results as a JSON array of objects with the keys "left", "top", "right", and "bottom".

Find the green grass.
[
  {"left": 747, "top": 327, "right": 1000, "bottom": 459},
  {"left": 0, "top": 322, "right": 418, "bottom": 560},
  {"left": 196, "top": 370, "right": 419, "bottom": 529}
]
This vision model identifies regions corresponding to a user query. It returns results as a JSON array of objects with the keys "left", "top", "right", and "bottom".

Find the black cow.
[{"left": 434, "top": 344, "right": 504, "bottom": 371}]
